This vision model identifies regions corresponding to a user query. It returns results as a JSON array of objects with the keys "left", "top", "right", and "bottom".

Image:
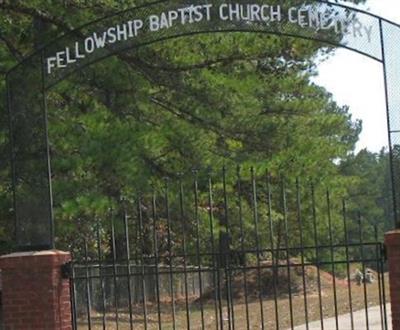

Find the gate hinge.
[{"left": 61, "top": 261, "right": 73, "bottom": 279}]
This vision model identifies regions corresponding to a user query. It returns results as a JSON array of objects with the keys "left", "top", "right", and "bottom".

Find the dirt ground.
[{"left": 77, "top": 264, "right": 390, "bottom": 329}]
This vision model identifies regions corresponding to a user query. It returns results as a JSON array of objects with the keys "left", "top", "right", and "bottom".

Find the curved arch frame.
[{"left": 6, "top": 0, "right": 400, "bottom": 249}]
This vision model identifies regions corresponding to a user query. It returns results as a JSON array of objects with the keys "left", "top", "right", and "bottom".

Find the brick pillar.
[
  {"left": 385, "top": 230, "right": 400, "bottom": 330},
  {"left": 0, "top": 250, "right": 72, "bottom": 330}
]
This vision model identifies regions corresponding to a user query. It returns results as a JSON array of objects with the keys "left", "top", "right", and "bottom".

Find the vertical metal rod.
[
  {"left": 71, "top": 263, "right": 78, "bottom": 330},
  {"left": 40, "top": 51, "right": 55, "bottom": 249},
  {"left": 358, "top": 212, "right": 370, "bottom": 330},
  {"left": 374, "top": 225, "right": 385, "bottom": 330},
  {"left": 193, "top": 171, "right": 206, "bottom": 329},
  {"left": 326, "top": 190, "right": 339, "bottom": 330},
  {"left": 84, "top": 239, "right": 92, "bottom": 330},
  {"left": 151, "top": 192, "right": 162, "bottom": 330},
  {"left": 236, "top": 166, "right": 250, "bottom": 330},
  {"left": 380, "top": 240, "right": 388, "bottom": 330},
  {"left": 251, "top": 167, "right": 265, "bottom": 329},
  {"left": 208, "top": 174, "right": 223, "bottom": 330},
  {"left": 123, "top": 202, "right": 134, "bottom": 330},
  {"left": 296, "top": 178, "right": 309, "bottom": 329},
  {"left": 179, "top": 178, "right": 191, "bottom": 329},
  {"left": 164, "top": 180, "right": 176, "bottom": 330},
  {"left": 222, "top": 166, "right": 234, "bottom": 330},
  {"left": 96, "top": 218, "right": 107, "bottom": 330},
  {"left": 5, "top": 77, "right": 17, "bottom": 246},
  {"left": 281, "top": 177, "right": 294, "bottom": 329},
  {"left": 137, "top": 197, "right": 148, "bottom": 330},
  {"left": 68, "top": 276, "right": 76, "bottom": 330},
  {"left": 266, "top": 172, "right": 279, "bottom": 330},
  {"left": 342, "top": 200, "right": 354, "bottom": 330},
  {"left": 111, "top": 211, "right": 120, "bottom": 330},
  {"left": 310, "top": 183, "right": 324, "bottom": 330},
  {"left": 379, "top": 18, "right": 399, "bottom": 228}
]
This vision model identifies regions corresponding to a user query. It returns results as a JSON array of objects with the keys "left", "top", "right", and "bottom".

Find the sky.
[{"left": 314, "top": 0, "right": 400, "bottom": 153}]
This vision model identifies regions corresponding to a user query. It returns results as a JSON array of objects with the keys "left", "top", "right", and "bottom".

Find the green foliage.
[
  {"left": 339, "top": 149, "right": 394, "bottom": 241},
  {"left": 0, "top": 0, "right": 388, "bottom": 261}
]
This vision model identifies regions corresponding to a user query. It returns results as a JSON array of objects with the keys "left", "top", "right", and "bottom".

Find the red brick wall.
[
  {"left": 385, "top": 230, "right": 400, "bottom": 330},
  {"left": 0, "top": 250, "right": 72, "bottom": 330}
]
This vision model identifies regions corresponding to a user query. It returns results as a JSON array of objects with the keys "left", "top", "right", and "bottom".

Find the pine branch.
[
  {"left": 0, "top": 2, "right": 73, "bottom": 32},
  {"left": 0, "top": 34, "right": 22, "bottom": 61}
]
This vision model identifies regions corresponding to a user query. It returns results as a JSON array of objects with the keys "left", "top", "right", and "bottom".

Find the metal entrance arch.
[{"left": 6, "top": 0, "right": 400, "bottom": 249}]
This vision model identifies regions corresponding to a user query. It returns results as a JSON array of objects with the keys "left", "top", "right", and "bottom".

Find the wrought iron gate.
[{"left": 68, "top": 168, "right": 389, "bottom": 329}]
